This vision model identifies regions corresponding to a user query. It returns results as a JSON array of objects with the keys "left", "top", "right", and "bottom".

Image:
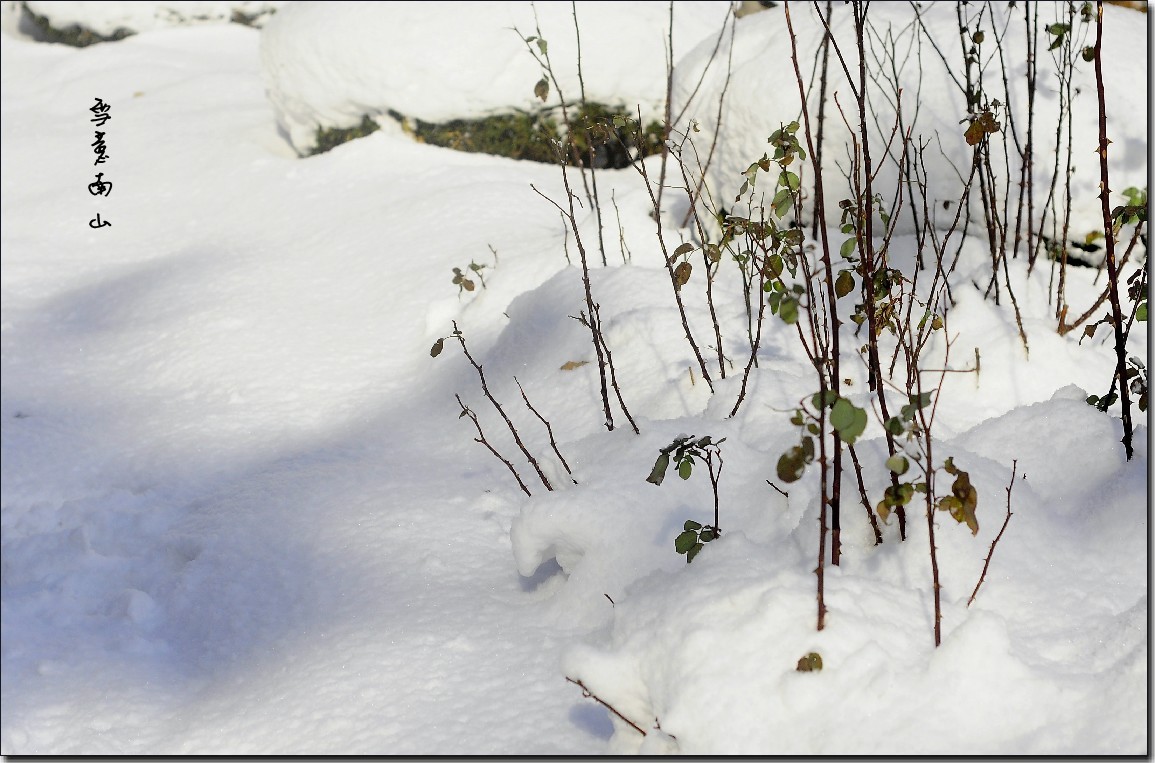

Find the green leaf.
[
  {"left": 801, "top": 435, "right": 815, "bottom": 462},
  {"left": 675, "top": 530, "right": 698, "bottom": 554},
  {"left": 679, "top": 458, "right": 693, "bottom": 480},
  {"left": 430, "top": 337, "right": 445, "bottom": 357},
  {"left": 949, "top": 467, "right": 979, "bottom": 535},
  {"left": 840, "top": 237, "right": 857, "bottom": 259},
  {"left": 842, "top": 406, "right": 868, "bottom": 444},
  {"left": 534, "top": 77, "right": 549, "bottom": 102},
  {"left": 686, "top": 542, "right": 704, "bottom": 563},
  {"left": 684, "top": 519, "right": 702, "bottom": 532},
  {"left": 779, "top": 296, "right": 799, "bottom": 325},
  {"left": 647, "top": 452, "right": 670, "bottom": 485},
  {"left": 782, "top": 171, "right": 800, "bottom": 191},
  {"left": 764, "top": 254, "right": 784, "bottom": 280},
  {"left": 777, "top": 447, "right": 807, "bottom": 483},
  {"left": 699, "top": 528, "right": 717, "bottom": 542},
  {"left": 830, "top": 398, "right": 867, "bottom": 443},
  {"left": 1082, "top": 46, "right": 1095, "bottom": 62},
  {"left": 811, "top": 390, "right": 838, "bottom": 409},
  {"left": 772, "top": 189, "right": 793, "bottom": 219},
  {"left": 885, "top": 416, "right": 905, "bottom": 436},
  {"left": 885, "top": 454, "right": 910, "bottom": 475},
  {"left": 796, "top": 652, "right": 822, "bottom": 672},
  {"left": 1137, "top": 303, "right": 1148, "bottom": 321},
  {"left": 830, "top": 397, "right": 855, "bottom": 431},
  {"left": 835, "top": 270, "right": 854, "bottom": 298}
]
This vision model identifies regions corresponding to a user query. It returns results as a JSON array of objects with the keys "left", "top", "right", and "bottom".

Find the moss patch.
[
  {"left": 308, "top": 102, "right": 666, "bottom": 168},
  {"left": 21, "top": 2, "right": 133, "bottom": 46},
  {"left": 309, "top": 115, "right": 381, "bottom": 156}
]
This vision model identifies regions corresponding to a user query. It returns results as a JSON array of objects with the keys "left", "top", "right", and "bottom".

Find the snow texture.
[{"left": 1, "top": 0, "right": 1149, "bottom": 756}]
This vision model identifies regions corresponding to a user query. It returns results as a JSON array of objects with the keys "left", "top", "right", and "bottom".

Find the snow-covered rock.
[{"left": 259, "top": 0, "right": 733, "bottom": 155}]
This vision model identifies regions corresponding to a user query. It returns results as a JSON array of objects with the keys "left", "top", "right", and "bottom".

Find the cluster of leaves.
[
  {"left": 452, "top": 262, "right": 487, "bottom": 295},
  {"left": 874, "top": 393, "right": 979, "bottom": 535},
  {"left": 1110, "top": 186, "right": 1148, "bottom": 238},
  {"left": 963, "top": 103, "right": 1003, "bottom": 147},
  {"left": 646, "top": 434, "right": 725, "bottom": 485},
  {"left": 735, "top": 120, "right": 807, "bottom": 212},
  {"left": 674, "top": 519, "right": 718, "bottom": 563},
  {"left": 668, "top": 242, "right": 702, "bottom": 292},
  {"left": 1088, "top": 355, "right": 1148, "bottom": 414},
  {"left": 1127, "top": 267, "right": 1148, "bottom": 325},
  {"left": 777, "top": 392, "right": 869, "bottom": 483},
  {"left": 647, "top": 434, "right": 725, "bottom": 563}
]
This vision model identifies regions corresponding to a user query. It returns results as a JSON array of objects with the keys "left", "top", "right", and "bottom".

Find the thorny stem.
[
  {"left": 591, "top": 302, "right": 640, "bottom": 434},
  {"left": 787, "top": 1, "right": 843, "bottom": 567},
  {"left": 968, "top": 459, "right": 1016, "bottom": 607},
  {"left": 810, "top": 0, "right": 833, "bottom": 239},
  {"left": 1057, "top": 223, "right": 1145, "bottom": 336},
  {"left": 707, "top": 449, "right": 723, "bottom": 530},
  {"left": 631, "top": 123, "right": 716, "bottom": 393},
  {"left": 911, "top": 333, "right": 954, "bottom": 648},
  {"left": 847, "top": 443, "right": 883, "bottom": 545},
  {"left": 530, "top": 182, "right": 615, "bottom": 431},
  {"left": 1092, "top": 0, "right": 1134, "bottom": 460}
]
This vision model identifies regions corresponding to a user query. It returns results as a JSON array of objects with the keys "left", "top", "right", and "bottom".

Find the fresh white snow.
[{"left": 1, "top": 0, "right": 1149, "bottom": 755}]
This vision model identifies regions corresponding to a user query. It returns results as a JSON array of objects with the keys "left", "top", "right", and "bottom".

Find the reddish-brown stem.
[
  {"left": 968, "top": 459, "right": 1016, "bottom": 607},
  {"left": 566, "top": 677, "right": 647, "bottom": 737},
  {"left": 515, "top": 377, "right": 577, "bottom": 483},
  {"left": 455, "top": 395, "right": 532, "bottom": 498},
  {"left": 1092, "top": 0, "right": 1134, "bottom": 459},
  {"left": 453, "top": 322, "right": 553, "bottom": 491}
]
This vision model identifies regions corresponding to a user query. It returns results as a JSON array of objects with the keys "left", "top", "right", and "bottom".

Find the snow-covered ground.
[{"left": 1, "top": 1, "right": 1148, "bottom": 755}]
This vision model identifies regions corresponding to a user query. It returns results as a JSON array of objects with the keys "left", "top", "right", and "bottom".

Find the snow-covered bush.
[{"left": 669, "top": 2, "right": 1147, "bottom": 248}]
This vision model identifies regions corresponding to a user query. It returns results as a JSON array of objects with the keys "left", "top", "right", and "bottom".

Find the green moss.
[
  {"left": 411, "top": 110, "right": 561, "bottom": 163},
  {"left": 21, "top": 1, "right": 133, "bottom": 46},
  {"left": 307, "top": 103, "right": 666, "bottom": 166},
  {"left": 309, "top": 115, "right": 381, "bottom": 156}
]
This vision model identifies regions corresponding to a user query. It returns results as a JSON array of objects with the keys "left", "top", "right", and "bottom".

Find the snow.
[
  {"left": 669, "top": 2, "right": 1148, "bottom": 244},
  {"left": 260, "top": 1, "right": 733, "bottom": 155},
  {"left": 1, "top": 0, "right": 1149, "bottom": 756},
  {"left": 23, "top": 1, "right": 282, "bottom": 34}
]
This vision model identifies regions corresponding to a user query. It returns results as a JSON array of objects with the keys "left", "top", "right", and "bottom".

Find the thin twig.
[
  {"left": 565, "top": 677, "right": 647, "bottom": 737},
  {"left": 453, "top": 322, "right": 553, "bottom": 491},
  {"left": 456, "top": 395, "right": 532, "bottom": 497},
  {"left": 515, "top": 377, "right": 577, "bottom": 483},
  {"left": 968, "top": 459, "right": 1016, "bottom": 607}
]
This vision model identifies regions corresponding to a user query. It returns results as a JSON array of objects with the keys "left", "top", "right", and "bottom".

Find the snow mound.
[
  {"left": 23, "top": 1, "right": 281, "bottom": 35},
  {"left": 669, "top": 2, "right": 1148, "bottom": 244},
  {"left": 259, "top": 0, "right": 733, "bottom": 155}
]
